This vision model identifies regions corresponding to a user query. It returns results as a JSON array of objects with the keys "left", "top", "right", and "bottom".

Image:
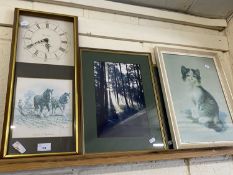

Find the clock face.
[
  {"left": 17, "top": 16, "right": 74, "bottom": 66},
  {"left": 23, "top": 22, "right": 70, "bottom": 61}
]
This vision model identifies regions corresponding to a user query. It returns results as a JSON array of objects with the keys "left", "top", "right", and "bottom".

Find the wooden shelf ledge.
[{"left": 1, "top": 147, "right": 233, "bottom": 173}]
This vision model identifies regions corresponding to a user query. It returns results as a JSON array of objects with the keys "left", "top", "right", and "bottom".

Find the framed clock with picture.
[{"left": 1, "top": 8, "right": 80, "bottom": 158}]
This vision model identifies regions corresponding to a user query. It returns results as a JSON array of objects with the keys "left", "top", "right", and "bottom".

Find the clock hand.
[
  {"left": 44, "top": 39, "right": 51, "bottom": 52},
  {"left": 26, "top": 38, "right": 49, "bottom": 49},
  {"left": 43, "top": 38, "right": 49, "bottom": 43},
  {"left": 45, "top": 43, "right": 51, "bottom": 52}
]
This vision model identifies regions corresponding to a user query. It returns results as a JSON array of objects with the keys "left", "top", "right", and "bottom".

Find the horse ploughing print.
[{"left": 12, "top": 77, "right": 73, "bottom": 138}]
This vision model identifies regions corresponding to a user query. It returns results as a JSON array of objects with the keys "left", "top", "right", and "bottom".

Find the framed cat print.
[
  {"left": 1, "top": 8, "right": 79, "bottom": 158},
  {"left": 155, "top": 47, "right": 233, "bottom": 149},
  {"left": 81, "top": 48, "right": 167, "bottom": 153}
]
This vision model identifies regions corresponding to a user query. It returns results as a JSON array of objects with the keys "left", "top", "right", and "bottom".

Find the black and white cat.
[{"left": 181, "top": 65, "right": 224, "bottom": 132}]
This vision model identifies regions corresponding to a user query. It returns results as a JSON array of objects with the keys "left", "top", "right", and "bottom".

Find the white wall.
[{"left": 0, "top": 0, "right": 233, "bottom": 174}]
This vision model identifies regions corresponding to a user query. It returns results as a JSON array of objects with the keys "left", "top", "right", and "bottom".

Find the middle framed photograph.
[{"left": 81, "top": 48, "right": 167, "bottom": 153}]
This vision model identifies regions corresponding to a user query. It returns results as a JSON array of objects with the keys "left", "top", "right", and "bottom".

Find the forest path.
[{"left": 100, "top": 109, "right": 150, "bottom": 137}]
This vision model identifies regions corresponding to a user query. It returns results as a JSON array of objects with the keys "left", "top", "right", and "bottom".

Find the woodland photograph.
[{"left": 94, "top": 61, "right": 150, "bottom": 138}]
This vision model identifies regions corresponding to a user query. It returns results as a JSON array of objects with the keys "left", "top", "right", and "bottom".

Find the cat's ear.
[
  {"left": 194, "top": 69, "right": 201, "bottom": 83},
  {"left": 181, "top": 65, "right": 187, "bottom": 74},
  {"left": 181, "top": 66, "right": 188, "bottom": 80},
  {"left": 195, "top": 69, "right": 200, "bottom": 76}
]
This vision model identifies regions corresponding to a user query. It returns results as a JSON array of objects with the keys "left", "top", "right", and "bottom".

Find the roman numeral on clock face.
[
  {"left": 53, "top": 26, "right": 58, "bottom": 31},
  {"left": 59, "top": 33, "right": 66, "bottom": 36},
  {"left": 24, "top": 37, "right": 31, "bottom": 40},
  {"left": 26, "top": 44, "right": 33, "bottom": 49},
  {"left": 34, "top": 50, "right": 39, "bottom": 56},
  {"left": 36, "top": 24, "right": 40, "bottom": 29},
  {"left": 59, "top": 47, "right": 66, "bottom": 52}
]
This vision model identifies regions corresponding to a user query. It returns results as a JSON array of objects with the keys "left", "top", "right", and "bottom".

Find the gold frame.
[
  {"left": 155, "top": 46, "right": 233, "bottom": 149},
  {"left": 80, "top": 48, "right": 168, "bottom": 152},
  {"left": 1, "top": 8, "right": 79, "bottom": 158}
]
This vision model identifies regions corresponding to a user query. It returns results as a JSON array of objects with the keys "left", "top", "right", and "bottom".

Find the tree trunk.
[
  {"left": 135, "top": 64, "right": 145, "bottom": 107},
  {"left": 98, "top": 62, "right": 106, "bottom": 130},
  {"left": 104, "top": 62, "right": 109, "bottom": 121},
  {"left": 119, "top": 63, "right": 130, "bottom": 109},
  {"left": 113, "top": 64, "right": 119, "bottom": 104},
  {"left": 126, "top": 64, "right": 134, "bottom": 108},
  {"left": 133, "top": 65, "right": 140, "bottom": 108}
]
